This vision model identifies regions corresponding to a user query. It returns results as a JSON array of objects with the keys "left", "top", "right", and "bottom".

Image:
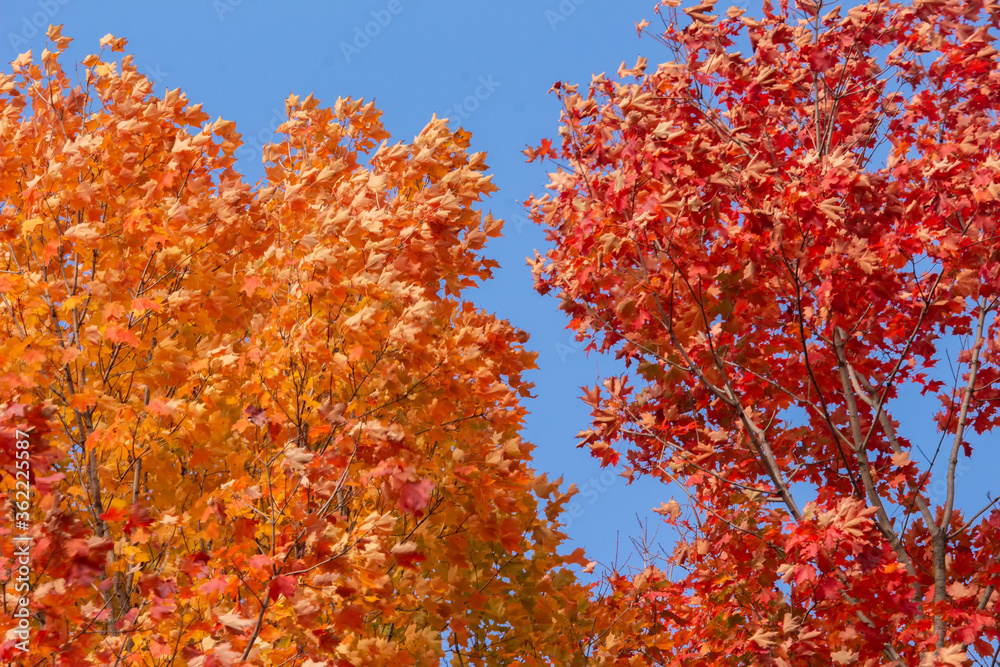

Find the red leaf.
[
  {"left": 244, "top": 405, "right": 267, "bottom": 427},
  {"left": 249, "top": 554, "right": 272, "bottom": 571},
  {"left": 149, "top": 604, "right": 173, "bottom": 621},
  {"left": 268, "top": 575, "right": 296, "bottom": 602},
  {"left": 124, "top": 502, "right": 153, "bottom": 536},
  {"left": 808, "top": 48, "right": 837, "bottom": 72},
  {"left": 334, "top": 604, "right": 366, "bottom": 630},
  {"left": 390, "top": 541, "right": 427, "bottom": 570},
  {"left": 268, "top": 420, "right": 283, "bottom": 442},
  {"left": 398, "top": 479, "right": 434, "bottom": 515},
  {"left": 99, "top": 506, "right": 128, "bottom": 522},
  {"left": 198, "top": 576, "right": 229, "bottom": 595}
]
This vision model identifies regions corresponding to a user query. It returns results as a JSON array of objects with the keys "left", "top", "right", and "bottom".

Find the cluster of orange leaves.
[{"left": 0, "top": 28, "right": 655, "bottom": 667}]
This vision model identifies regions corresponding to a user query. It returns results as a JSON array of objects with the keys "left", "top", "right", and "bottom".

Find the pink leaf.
[{"left": 398, "top": 479, "right": 435, "bottom": 515}]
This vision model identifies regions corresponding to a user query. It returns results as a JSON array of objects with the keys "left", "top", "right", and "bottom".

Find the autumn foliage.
[
  {"left": 0, "top": 29, "right": 604, "bottom": 666},
  {"left": 528, "top": 0, "right": 1000, "bottom": 663}
]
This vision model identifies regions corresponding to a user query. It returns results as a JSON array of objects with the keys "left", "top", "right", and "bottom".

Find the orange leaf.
[{"left": 104, "top": 326, "right": 140, "bottom": 347}]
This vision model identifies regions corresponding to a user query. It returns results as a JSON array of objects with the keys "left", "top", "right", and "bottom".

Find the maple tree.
[
  {"left": 0, "top": 29, "right": 610, "bottom": 666},
  {"left": 527, "top": 0, "right": 1000, "bottom": 664}
]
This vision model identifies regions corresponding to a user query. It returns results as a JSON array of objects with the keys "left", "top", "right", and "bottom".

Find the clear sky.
[
  {"left": 1, "top": 0, "right": 670, "bottom": 574},
  {"left": 4, "top": 0, "right": 996, "bottom": 581}
]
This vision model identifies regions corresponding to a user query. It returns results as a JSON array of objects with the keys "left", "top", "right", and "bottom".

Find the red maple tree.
[{"left": 528, "top": 0, "right": 1000, "bottom": 663}]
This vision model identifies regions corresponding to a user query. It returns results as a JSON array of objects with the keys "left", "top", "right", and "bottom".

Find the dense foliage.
[
  {"left": 0, "top": 30, "right": 602, "bottom": 666},
  {"left": 528, "top": 0, "right": 1000, "bottom": 663}
]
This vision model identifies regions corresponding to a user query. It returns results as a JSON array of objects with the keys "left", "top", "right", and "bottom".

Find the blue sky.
[
  {"left": 4, "top": 0, "right": 996, "bottom": 581},
  {"left": 1, "top": 0, "right": 670, "bottom": 573}
]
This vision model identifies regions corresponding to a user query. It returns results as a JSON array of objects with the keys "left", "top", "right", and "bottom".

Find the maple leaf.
[
  {"left": 217, "top": 611, "right": 255, "bottom": 633},
  {"left": 334, "top": 605, "right": 366, "bottom": 631},
  {"left": 390, "top": 541, "right": 427, "bottom": 569},
  {"left": 317, "top": 399, "right": 347, "bottom": 425},
  {"left": 268, "top": 575, "right": 297, "bottom": 602},
  {"left": 98, "top": 506, "right": 128, "bottom": 522},
  {"left": 123, "top": 502, "right": 153, "bottom": 536},
  {"left": 241, "top": 274, "right": 262, "bottom": 297},
  {"left": 808, "top": 48, "right": 837, "bottom": 73},
  {"left": 149, "top": 604, "right": 174, "bottom": 621},
  {"left": 103, "top": 326, "right": 141, "bottom": 347},
  {"left": 652, "top": 499, "right": 682, "bottom": 521},
  {"left": 398, "top": 479, "right": 435, "bottom": 515},
  {"left": 21, "top": 217, "right": 44, "bottom": 235},
  {"left": 244, "top": 404, "right": 267, "bottom": 426},
  {"left": 146, "top": 398, "right": 176, "bottom": 417},
  {"left": 749, "top": 628, "right": 778, "bottom": 648},
  {"left": 211, "top": 644, "right": 242, "bottom": 667},
  {"left": 831, "top": 648, "right": 858, "bottom": 664},
  {"left": 919, "top": 645, "right": 967, "bottom": 666},
  {"left": 98, "top": 33, "right": 126, "bottom": 51},
  {"left": 198, "top": 577, "right": 229, "bottom": 596},
  {"left": 63, "top": 223, "right": 101, "bottom": 244},
  {"left": 248, "top": 554, "right": 272, "bottom": 571},
  {"left": 131, "top": 297, "right": 163, "bottom": 314},
  {"left": 282, "top": 446, "right": 314, "bottom": 472}
]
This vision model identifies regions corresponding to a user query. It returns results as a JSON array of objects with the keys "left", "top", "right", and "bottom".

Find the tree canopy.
[
  {"left": 0, "top": 30, "right": 608, "bottom": 666},
  {"left": 527, "top": 0, "right": 1000, "bottom": 663}
]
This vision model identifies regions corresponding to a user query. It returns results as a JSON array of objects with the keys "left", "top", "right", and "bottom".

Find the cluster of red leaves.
[{"left": 528, "top": 0, "right": 1000, "bottom": 663}]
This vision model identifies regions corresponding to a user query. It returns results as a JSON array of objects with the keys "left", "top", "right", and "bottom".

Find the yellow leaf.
[{"left": 21, "top": 217, "right": 44, "bottom": 235}]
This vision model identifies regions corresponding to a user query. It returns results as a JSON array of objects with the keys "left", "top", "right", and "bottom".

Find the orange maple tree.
[
  {"left": 528, "top": 0, "right": 1000, "bottom": 664},
  {"left": 0, "top": 29, "right": 608, "bottom": 666}
]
